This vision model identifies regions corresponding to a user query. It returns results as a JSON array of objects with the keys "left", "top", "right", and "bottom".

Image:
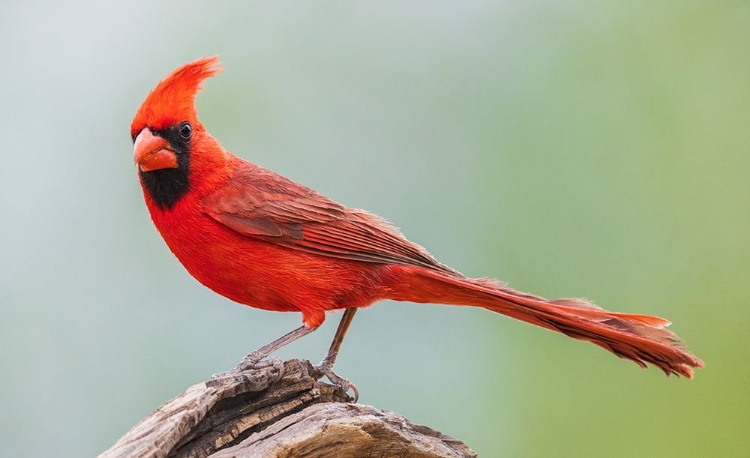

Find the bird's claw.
[
  {"left": 211, "top": 355, "right": 285, "bottom": 383},
  {"left": 210, "top": 370, "right": 233, "bottom": 380},
  {"left": 236, "top": 350, "right": 266, "bottom": 371},
  {"left": 315, "top": 362, "right": 359, "bottom": 402}
]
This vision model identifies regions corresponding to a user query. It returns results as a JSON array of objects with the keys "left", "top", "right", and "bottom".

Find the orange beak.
[{"left": 134, "top": 128, "right": 178, "bottom": 172}]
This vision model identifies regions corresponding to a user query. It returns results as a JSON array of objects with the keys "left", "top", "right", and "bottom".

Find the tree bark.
[{"left": 97, "top": 359, "right": 476, "bottom": 458}]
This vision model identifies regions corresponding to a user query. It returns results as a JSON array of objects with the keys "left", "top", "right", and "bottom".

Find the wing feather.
[{"left": 202, "top": 163, "right": 457, "bottom": 274}]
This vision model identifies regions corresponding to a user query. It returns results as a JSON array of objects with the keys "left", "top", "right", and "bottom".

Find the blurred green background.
[{"left": 2, "top": 1, "right": 748, "bottom": 457}]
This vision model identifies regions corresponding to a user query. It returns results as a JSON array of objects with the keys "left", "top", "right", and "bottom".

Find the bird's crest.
[{"left": 131, "top": 56, "right": 222, "bottom": 138}]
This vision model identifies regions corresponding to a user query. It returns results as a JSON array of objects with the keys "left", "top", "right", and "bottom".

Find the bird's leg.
[
  {"left": 315, "top": 308, "right": 359, "bottom": 401},
  {"left": 237, "top": 324, "right": 315, "bottom": 369},
  {"left": 212, "top": 324, "right": 315, "bottom": 380}
]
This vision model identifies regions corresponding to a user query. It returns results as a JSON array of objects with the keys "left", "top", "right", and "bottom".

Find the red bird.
[{"left": 131, "top": 57, "right": 702, "bottom": 396}]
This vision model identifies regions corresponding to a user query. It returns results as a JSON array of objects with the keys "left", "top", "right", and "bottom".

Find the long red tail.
[{"left": 386, "top": 266, "right": 703, "bottom": 378}]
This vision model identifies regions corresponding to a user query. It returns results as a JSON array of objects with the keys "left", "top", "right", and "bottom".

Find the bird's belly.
[{"left": 159, "top": 217, "right": 388, "bottom": 326}]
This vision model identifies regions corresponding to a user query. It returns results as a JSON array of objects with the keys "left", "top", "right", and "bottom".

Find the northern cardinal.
[{"left": 131, "top": 57, "right": 702, "bottom": 396}]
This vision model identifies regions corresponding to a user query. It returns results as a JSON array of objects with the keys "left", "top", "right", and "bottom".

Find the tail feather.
[{"left": 387, "top": 267, "right": 704, "bottom": 378}]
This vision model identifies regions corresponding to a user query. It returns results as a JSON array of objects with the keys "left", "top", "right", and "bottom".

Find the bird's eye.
[{"left": 179, "top": 122, "right": 192, "bottom": 140}]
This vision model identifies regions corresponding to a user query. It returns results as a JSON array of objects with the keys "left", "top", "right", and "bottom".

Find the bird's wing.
[{"left": 202, "top": 163, "right": 457, "bottom": 274}]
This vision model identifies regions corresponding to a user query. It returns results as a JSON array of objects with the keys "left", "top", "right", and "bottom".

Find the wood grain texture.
[{"left": 97, "top": 359, "right": 476, "bottom": 458}]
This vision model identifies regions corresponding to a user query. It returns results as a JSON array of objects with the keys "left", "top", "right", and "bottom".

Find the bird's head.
[{"left": 131, "top": 56, "right": 225, "bottom": 210}]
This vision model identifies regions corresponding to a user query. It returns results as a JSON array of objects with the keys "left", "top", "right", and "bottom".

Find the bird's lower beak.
[{"left": 134, "top": 128, "right": 178, "bottom": 172}]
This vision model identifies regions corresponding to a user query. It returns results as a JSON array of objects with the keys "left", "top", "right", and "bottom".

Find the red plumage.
[{"left": 131, "top": 57, "right": 703, "bottom": 380}]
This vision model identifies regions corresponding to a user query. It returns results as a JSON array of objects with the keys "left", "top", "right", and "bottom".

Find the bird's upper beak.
[{"left": 134, "top": 128, "right": 178, "bottom": 172}]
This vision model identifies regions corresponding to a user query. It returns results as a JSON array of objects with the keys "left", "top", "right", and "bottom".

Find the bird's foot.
[
  {"left": 211, "top": 353, "right": 285, "bottom": 382},
  {"left": 314, "top": 359, "right": 359, "bottom": 402}
]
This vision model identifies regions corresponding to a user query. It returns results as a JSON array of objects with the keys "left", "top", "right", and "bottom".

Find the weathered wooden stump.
[{"left": 98, "top": 359, "right": 476, "bottom": 458}]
